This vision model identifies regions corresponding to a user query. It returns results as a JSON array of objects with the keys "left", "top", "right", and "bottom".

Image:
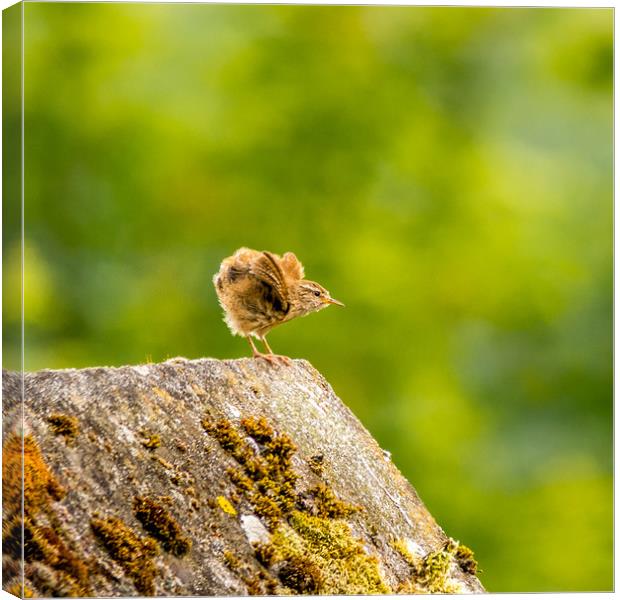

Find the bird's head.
[{"left": 293, "top": 281, "right": 345, "bottom": 316}]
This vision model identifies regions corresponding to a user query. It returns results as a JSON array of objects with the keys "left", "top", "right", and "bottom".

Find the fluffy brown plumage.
[{"left": 213, "top": 248, "right": 344, "bottom": 363}]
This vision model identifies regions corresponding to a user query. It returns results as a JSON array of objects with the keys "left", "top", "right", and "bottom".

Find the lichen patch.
[{"left": 217, "top": 495, "right": 238, "bottom": 516}]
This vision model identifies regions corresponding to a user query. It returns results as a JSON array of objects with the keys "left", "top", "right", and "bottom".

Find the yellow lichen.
[{"left": 217, "top": 495, "right": 238, "bottom": 516}]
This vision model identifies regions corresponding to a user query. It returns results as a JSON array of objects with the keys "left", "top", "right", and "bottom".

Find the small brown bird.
[{"left": 213, "top": 248, "right": 344, "bottom": 363}]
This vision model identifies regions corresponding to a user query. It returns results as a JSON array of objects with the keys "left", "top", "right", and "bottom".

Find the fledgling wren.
[{"left": 213, "top": 248, "right": 344, "bottom": 363}]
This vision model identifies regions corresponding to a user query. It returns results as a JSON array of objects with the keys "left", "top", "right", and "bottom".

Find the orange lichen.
[
  {"left": 3, "top": 435, "right": 65, "bottom": 516},
  {"left": 2, "top": 434, "right": 91, "bottom": 596}
]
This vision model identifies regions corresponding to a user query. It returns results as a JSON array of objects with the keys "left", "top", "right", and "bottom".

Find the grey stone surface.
[{"left": 2, "top": 358, "right": 484, "bottom": 596}]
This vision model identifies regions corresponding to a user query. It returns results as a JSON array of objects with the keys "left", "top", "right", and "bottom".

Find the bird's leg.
[
  {"left": 260, "top": 336, "right": 291, "bottom": 366},
  {"left": 246, "top": 336, "right": 278, "bottom": 364},
  {"left": 261, "top": 336, "right": 274, "bottom": 354}
]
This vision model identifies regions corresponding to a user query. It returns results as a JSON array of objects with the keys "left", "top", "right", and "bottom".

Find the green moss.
[
  {"left": 266, "top": 511, "right": 391, "bottom": 595},
  {"left": 244, "top": 572, "right": 277, "bottom": 596},
  {"left": 454, "top": 542, "right": 478, "bottom": 575},
  {"left": 253, "top": 542, "right": 276, "bottom": 567},
  {"left": 133, "top": 496, "right": 192, "bottom": 557},
  {"left": 91, "top": 516, "right": 159, "bottom": 595},
  {"left": 4, "top": 516, "right": 53, "bottom": 564},
  {"left": 205, "top": 415, "right": 393, "bottom": 595},
  {"left": 227, "top": 467, "right": 253, "bottom": 491},
  {"left": 23, "top": 517, "right": 58, "bottom": 563},
  {"left": 223, "top": 549, "right": 241, "bottom": 570},
  {"left": 241, "top": 416, "right": 274, "bottom": 444},
  {"left": 46, "top": 414, "right": 79, "bottom": 443},
  {"left": 308, "top": 483, "right": 361, "bottom": 519},
  {"left": 202, "top": 418, "right": 246, "bottom": 457},
  {"left": 278, "top": 556, "right": 322, "bottom": 593},
  {"left": 264, "top": 433, "right": 296, "bottom": 464},
  {"left": 249, "top": 492, "right": 282, "bottom": 530},
  {"left": 224, "top": 545, "right": 279, "bottom": 596},
  {"left": 393, "top": 537, "right": 472, "bottom": 594},
  {"left": 202, "top": 416, "right": 298, "bottom": 530},
  {"left": 308, "top": 454, "right": 325, "bottom": 476},
  {"left": 4, "top": 435, "right": 65, "bottom": 517},
  {"left": 390, "top": 538, "right": 417, "bottom": 568},
  {"left": 413, "top": 545, "right": 456, "bottom": 593}
]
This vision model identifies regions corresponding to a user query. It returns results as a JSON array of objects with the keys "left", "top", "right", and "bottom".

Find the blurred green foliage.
[{"left": 5, "top": 4, "right": 611, "bottom": 591}]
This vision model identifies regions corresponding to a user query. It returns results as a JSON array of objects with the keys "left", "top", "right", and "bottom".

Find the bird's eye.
[{"left": 313, "top": 290, "right": 321, "bottom": 297}]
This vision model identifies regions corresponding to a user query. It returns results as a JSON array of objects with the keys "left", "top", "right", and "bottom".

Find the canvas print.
[{"left": 2, "top": 3, "right": 613, "bottom": 596}]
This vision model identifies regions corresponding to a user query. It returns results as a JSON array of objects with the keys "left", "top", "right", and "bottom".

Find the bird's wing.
[
  {"left": 281, "top": 252, "right": 304, "bottom": 280},
  {"left": 250, "top": 251, "right": 290, "bottom": 311}
]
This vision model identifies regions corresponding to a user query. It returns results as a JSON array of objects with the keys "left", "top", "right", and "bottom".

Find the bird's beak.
[{"left": 325, "top": 297, "right": 345, "bottom": 307}]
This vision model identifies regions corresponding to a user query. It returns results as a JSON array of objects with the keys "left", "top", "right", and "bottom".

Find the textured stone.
[{"left": 2, "top": 358, "right": 484, "bottom": 596}]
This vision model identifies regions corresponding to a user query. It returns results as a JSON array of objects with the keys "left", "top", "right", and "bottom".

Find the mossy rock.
[{"left": 2, "top": 358, "right": 484, "bottom": 595}]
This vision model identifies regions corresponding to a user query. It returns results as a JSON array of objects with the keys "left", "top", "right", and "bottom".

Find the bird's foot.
[
  {"left": 252, "top": 352, "right": 291, "bottom": 366},
  {"left": 271, "top": 354, "right": 292, "bottom": 366}
]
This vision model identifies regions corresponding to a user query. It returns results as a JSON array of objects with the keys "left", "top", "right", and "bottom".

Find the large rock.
[{"left": 2, "top": 358, "right": 484, "bottom": 596}]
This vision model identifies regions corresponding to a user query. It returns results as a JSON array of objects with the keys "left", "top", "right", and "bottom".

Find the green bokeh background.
[{"left": 5, "top": 4, "right": 612, "bottom": 592}]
